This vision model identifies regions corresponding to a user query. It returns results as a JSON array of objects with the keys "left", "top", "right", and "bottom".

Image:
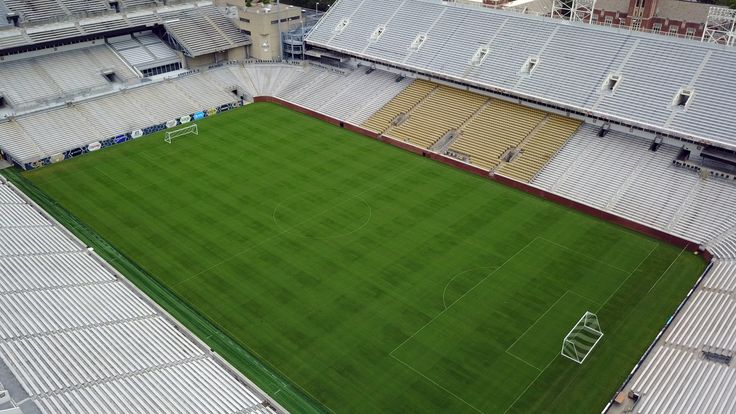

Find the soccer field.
[{"left": 21, "top": 102, "right": 705, "bottom": 414}]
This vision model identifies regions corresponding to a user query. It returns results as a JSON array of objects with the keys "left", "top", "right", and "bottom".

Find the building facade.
[
  {"left": 216, "top": 1, "right": 303, "bottom": 60},
  {"left": 592, "top": 0, "right": 711, "bottom": 38}
]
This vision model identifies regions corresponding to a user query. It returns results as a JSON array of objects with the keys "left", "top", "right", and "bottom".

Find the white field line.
[
  {"left": 173, "top": 162, "right": 423, "bottom": 288},
  {"left": 390, "top": 237, "right": 541, "bottom": 356},
  {"left": 596, "top": 243, "right": 659, "bottom": 313},
  {"left": 389, "top": 354, "right": 485, "bottom": 414}
]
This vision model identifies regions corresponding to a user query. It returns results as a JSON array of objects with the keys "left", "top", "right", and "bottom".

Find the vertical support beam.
[
  {"left": 552, "top": 0, "right": 597, "bottom": 24},
  {"left": 702, "top": 7, "right": 736, "bottom": 46}
]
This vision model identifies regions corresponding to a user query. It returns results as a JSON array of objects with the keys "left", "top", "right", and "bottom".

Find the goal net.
[
  {"left": 561, "top": 311, "right": 603, "bottom": 364},
  {"left": 165, "top": 124, "right": 198, "bottom": 144}
]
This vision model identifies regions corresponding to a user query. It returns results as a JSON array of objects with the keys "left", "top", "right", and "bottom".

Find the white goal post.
[
  {"left": 165, "top": 124, "right": 198, "bottom": 144},
  {"left": 561, "top": 311, "right": 603, "bottom": 364}
]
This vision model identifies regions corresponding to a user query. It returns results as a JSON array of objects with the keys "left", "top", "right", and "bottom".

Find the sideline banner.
[
  {"left": 166, "top": 119, "right": 178, "bottom": 128},
  {"left": 88, "top": 142, "right": 102, "bottom": 152},
  {"left": 179, "top": 115, "right": 192, "bottom": 124},
  {"left": 132, "top": 129, "right": 144, "bottom": 139}
]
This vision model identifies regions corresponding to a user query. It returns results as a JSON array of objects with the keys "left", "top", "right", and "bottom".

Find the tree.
[
  {"left": 245, "top": 0, "right": 252, "bottom": 6},
  {"left": 715, "top": 0, "right": 736, "bottom": 8}
]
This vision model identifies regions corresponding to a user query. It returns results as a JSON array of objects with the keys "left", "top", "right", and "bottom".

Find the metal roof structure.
[
  {"left": 0, "top": 2, "right": 250, "bottom": 55},
  {"left": 164, "top": 5, "right": 251, "bottom": 57},
  {"left": 0, "top": 0, "right": 154, "bottom": 25},
  {"left": 306, "top": 0, "right": 736, "bottom": 151}
]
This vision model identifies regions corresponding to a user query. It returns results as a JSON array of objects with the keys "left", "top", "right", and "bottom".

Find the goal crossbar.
[{"left": 165, "top": 124, "right": 198, "bottom": 144}]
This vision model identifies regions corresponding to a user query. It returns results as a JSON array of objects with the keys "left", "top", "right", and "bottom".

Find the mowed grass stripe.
[{"left": 24, "top": 103, "right": 705, "bottom": 414}]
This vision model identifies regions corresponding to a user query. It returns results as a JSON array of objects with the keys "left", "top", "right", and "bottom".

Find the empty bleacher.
[
  {"left": 390, "top": 86, "right": 488, "bottom": 149},
  {"left": 243, "top": 64, "right": 304, "bottom": 97},
  {"left": 673, "top": 180, "right": 736, "bottom": 245},
  {"left": 278, "top": 67, "right": 344, "bottom": 107},
  {"left": 3, "top": 0, "right": 68, "bottom": 23},
  {"left": 0, "top": 45, "right": 137, "bottom": 107},
  {"left": 618, "top": 259, "right": 736, "bottom": 413},
  {"left": 450, "top": 100, "right": 547, "bottom": 170},
  {"left": 2, "top": 0, "right": 155, "bottom": 25},
  {"left": 497, "top": 115, "right": 581, "bottom": 182},
  {"left": 0, "top": 120, "right": 44, "bottom": 163},
  {"left": 273, "top": 65, "right": 413, "bottom": 125},
  {"left": 0, "top": 74, "right": 237, "bottom": 164},
  {"left": 318, "top": 69, "right": 410, "bottom": 124},
  {"left": 13, "top": 105, "right": 102, "bottom": 157},
  {"left": 0, "top": 178, "right": 279, "bottom": 414},
  {"left": 532, "top": 126, "right": 651, "bottom": 209},
  {"left": 712, "top": 232, "right": 736, "bottom": 260},
  {"left": 108, "top": 32, "right": 180, "bottom": 73},
  {"left": 627, "top": 346, "right": 736, "bottom": 414},
  {"left": 610, "top": 145, "right": 697, "bottom": 231},
  {"left": 663, "top": 288, "right": 736, "bottom": 351},
  {"left": 362, "top": 79, "right": 436, "bottom": 133},
  {"left": 531, "top": 127, "right": 736, "bottom": 245}
]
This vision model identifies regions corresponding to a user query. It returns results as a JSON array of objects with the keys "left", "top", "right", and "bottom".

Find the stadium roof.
[
  {"left": 164, "top": 5, "right": 251, "bottom": 57},
  {"left": 0, "top": 0, "right": 155, "bottom": 25},
  {"left": 0, "top": 2, "right": 250, "bottom": 55},
  {"left": 306, "top": 0, "right": 736, "bottom": 150}
]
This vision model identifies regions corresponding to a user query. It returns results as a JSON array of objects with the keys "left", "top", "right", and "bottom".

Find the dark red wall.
[{"left": 254, "top": 96, "right": 703, "bottom": 254}]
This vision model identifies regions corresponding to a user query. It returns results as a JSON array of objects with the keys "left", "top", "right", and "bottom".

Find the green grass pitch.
[{"left": 23, "top": 102, "right": 705, "bottom": 414}]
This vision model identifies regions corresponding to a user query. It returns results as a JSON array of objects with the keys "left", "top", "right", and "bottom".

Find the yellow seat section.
[
  {"left": 390, "top": 86, "right": 488, "bottom": 149},
  {"left": 450, "top": 100, "right": 546, "bottom": 171},
  {"left": 362, "top": 79, "right": 436, "bottom": 133},
  {"left": 498, "top": 116, "right": 581, "bottom": 182}
]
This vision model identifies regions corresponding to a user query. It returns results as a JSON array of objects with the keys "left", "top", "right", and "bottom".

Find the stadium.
[{"left": 0, "top": 0, "right": 735, "bottom": 413}]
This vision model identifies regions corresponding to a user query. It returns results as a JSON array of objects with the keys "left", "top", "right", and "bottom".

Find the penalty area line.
[
  {"left": 596, "top": 243, "right": 659, "bottom": 313},
  {"left": 505, "top": 290, "right": 570, "bottom": 354},
  {"left": 502, "top": 354, "right": 558, "bottom": 414},
  {"left": 646, "top": 245, "right": 687, "bottom": 295}
]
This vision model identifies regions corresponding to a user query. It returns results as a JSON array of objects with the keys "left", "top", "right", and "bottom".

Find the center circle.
[{"left": 273, "top": 189, "right": 372, "bottom": 239}]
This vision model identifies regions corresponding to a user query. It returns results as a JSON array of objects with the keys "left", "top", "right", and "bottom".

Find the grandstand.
[
  {"left": 497, "top": 115, "right": 581, "bottom": 182},
  {"left": 450, "top": 100, "right": 547, "bottom": 170},
  {"left": 0, "top": 0, "right": 735, "bottom": 412},
  {"left": 0, "top": 177, "right": 282, "bottom": 414},
  {"left": 362, "top": 79, "right": 436, "bottom": 134},
  {"left": 389, "top": 86, "right": 487, "bottom": 149}
]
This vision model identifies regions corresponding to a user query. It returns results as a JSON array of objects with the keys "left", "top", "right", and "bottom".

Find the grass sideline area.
[{"left": 21, "top": 102, "right": 705, "bottom": 413}]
